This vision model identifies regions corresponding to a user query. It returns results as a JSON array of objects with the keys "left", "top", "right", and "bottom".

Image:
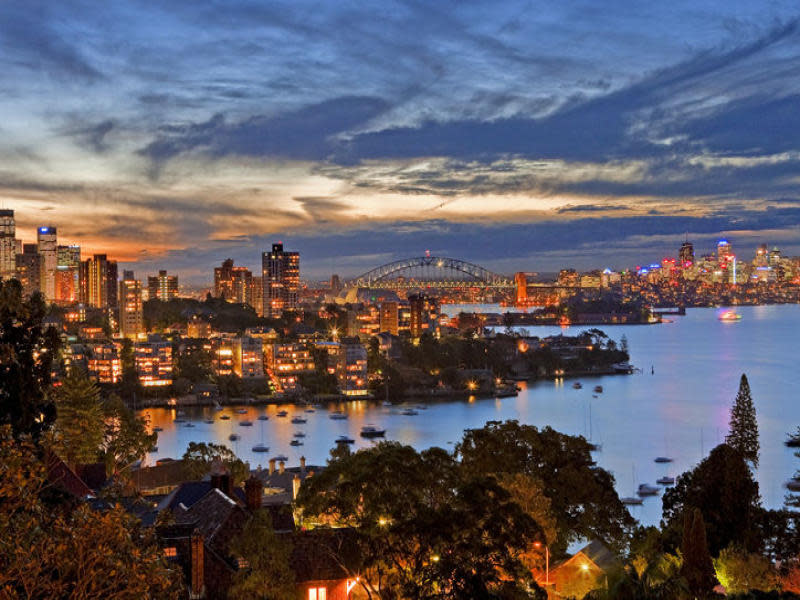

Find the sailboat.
[
  {"left": 621, "top": 465, "right": 644, "bottom": 505},
  {"left": 252, "top": 420, "right": 269, "bottom": 452},
  {"left": 586, "top": 400, "right": 601, "bottom": 451}
]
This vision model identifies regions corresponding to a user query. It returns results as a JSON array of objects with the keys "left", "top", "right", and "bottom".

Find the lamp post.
[{"left": 534, "top": 541, "right": 550, "bottom": 586}]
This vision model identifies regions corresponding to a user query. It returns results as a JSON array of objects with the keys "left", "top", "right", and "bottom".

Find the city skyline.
[{"left": 2, "top": 2, "right": 800, "bottom": 281}]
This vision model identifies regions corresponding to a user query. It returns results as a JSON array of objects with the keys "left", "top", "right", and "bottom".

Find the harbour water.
[{"left": 141, "top": 304, "right": 800, "bottom": 526}]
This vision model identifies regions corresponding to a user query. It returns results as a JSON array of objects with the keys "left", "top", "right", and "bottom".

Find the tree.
[
  {"left": 713, "top": 545, "right": 777, "bottom": 595},
  {"left": 228, "top": 509, "right": 296, "bottom": 600},
  {"left": 0, "top": 279, "right": 61, "bottom": 440},
  {"left": 681, "top": 508, "right": 716, "bottom": 598},
  {"left": 297, "top": 442, "right": 544, "bottom": 600},
  {"left": 0, "top": 426, "right": 182, "bottom": 599},
  {"left": 118, "top": 338, "right": 141, "bottom": 401},
  {"left": 181, "top": 441, "right": 248, "bottom": 484},
  {"left": 102, "top": 395, "right": 157, "bottom": 477},
  {"left": 662, "top": 444, "right": 762, "bottom": 555},
  {"left": 725, "top": 374, "right": 760, "bottom": 467},
  {"left": 53, "top": 370, "right": 105, "bottom": 467},
  {"left": 456, "top": 420, "right": 635, "bottom": 555}
]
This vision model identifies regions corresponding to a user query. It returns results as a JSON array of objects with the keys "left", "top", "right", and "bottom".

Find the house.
[{"left": 544, "top": 540, "right": 620, "bottom": 599}]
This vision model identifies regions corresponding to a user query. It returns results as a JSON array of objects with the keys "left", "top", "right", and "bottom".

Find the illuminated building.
[
  {"left": 330, "top": 273, "right": 342, "bottom": 294},
  {"left": 214, "top": 258, "right": 252, "bottom": 304},
  {"left": 679, "top": 240, "right": 694, "bottom": 267},
  {"left": 408, "top": 293, "right": 426, "bottom": 338},
  {"left": 515, "top": 272, "right": 528, "bottom": 305},
  {"left": 233, "top": 336, "right": 264, "bottom": 378},
  {"left": 262, "top": 242, "right": 299, "bottom": 318},
  {"left": 119, "top": 270, "right": 144, "bottom": 339},
  {"left": 37, "top": 226, "right": 58, "bottom": 299},
  {"left": 251, "top": 275, "right": 263, "bottom": 316},
  {"left": 557, "top": 269, "right": 579, "bottom": 287},
  {"left": 56, "top": 245, "right": 80, "bottom": 304},
  {"left": 579, "top": 271, "right": 602, "bottom": 288},
  {"left": 379, "top": 301, "right": 399, "bottom": 335},
  {"left": 717, "top": 239, "right": 732, "bottom": 265},
  {"left": 0, "top": 209, "right": 16, "bottom": 280},
  {"left": 754, "top": 244, "right": 768, "bottom": 267},
  {"left": 264, "top": 343, "right": 314, "bottom": 392},
  {"left": 210, "top": 337, "right": 235, "bottom": 377},
  {"left": 187, "top": 316, "right": 214, "bottom": 338},
  {"left": 134, "top": 336, "right": 173, "bottom": 386},
  {"left": 80, "top": 254, "right": 118, "bottom": 308},
  {"left": 86, "top": 342, "right": 122, "bottom": 384},
  {"left": 244, "top": 326, "right": 279, "bottom": 344},
  {"left": 335, "top": 339, "right": 368, "bottom": 396},
  {"left": 769, "top": 247, "right": 782, "bottom": 267},
  {"left": 147, "top": 270, "right": 178, "bottom": 301},
  {"left": 15, "top": 244, "right": 41, "bottom": 296}
]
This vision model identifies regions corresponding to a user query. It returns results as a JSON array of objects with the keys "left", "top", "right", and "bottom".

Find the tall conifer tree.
[{"left": 725, "top": 374, "right": 760, "bottom": 467}]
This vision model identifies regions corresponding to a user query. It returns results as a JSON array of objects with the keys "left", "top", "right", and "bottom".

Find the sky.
[{"left": 2, "top": 1, "right": 800, "bottom": 283}]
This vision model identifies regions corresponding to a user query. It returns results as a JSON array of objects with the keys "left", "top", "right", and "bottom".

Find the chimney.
[
  {"left": 245, "top": 475, "right": 262, "bottom": 512},
  {"left": 292, "top": 474, "right": 301, "bottom": 500},
  {"left": 210, "top": 468, "right": 233, "bottom": 498},
  {"left": 268, "top": 459, "right": 276, "bottom": 475},
  {"left": 279, "top": 460, "right": 285, "bottom": 475},
  {"left": 300, "top": 456, "right": 306, "bottom": 471},
  {"left": 190, "top": 529, "right": 205, "bottom": 599}
]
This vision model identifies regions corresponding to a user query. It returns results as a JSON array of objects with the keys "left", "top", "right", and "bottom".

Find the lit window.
[
  {"left": 163, "top": 547, "right": 177, "bottom": 558},
  {"left": 308, "top": 587, "right": 327, "bottom": 600}
]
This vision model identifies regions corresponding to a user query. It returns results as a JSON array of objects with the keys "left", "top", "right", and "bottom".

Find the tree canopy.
[
  {"left": 725, "top": 373, "right": 760, "bottom": 467},
  {"left": 181, "top": 441, "right": 249, "bottom": 485}
]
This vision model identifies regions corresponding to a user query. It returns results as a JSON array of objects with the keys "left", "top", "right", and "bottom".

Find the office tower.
[
  {"left": 56, "top": 245, "right": 80, "bottom": 303},
  {"left": 0, "top": 209, "right": 16, "bottom": 280},
  {"left": 379, "top": 301, "right": 399, "bottom": 335},
  {"left": 81, "top": 254, "right": 118, "bottom": 308},
  {"left": 214, "top": 258, "right": 252, "bottom": 304},
  {"left": 119, "top": 270, "right": 144, "bottom": 339},
  {"left": 15, "top": 244, "right": 41, "bottom": 296},
  {"left": 679, "top": 240, "right": 694, "bottom": 267},
  {"left": 754, "top": 244, "right": 768, "bottom": 267},
  {"left": 330, "top": 274, "right": 342, "bottom": 294},
  {"left": 37, "top": 226, "right": 57, "bottom": 299},
  {"left": 769, "top": 247, "right": 781, "bottom": 267},
  {"left": 262, "top": 242, "right": 300, "bottom": 318},
  {"left": 717, "top": 239, "right": 732, "bottom": 264},
  {"left": 147, "top": 270, "right": 178, "bottom": 301},
  {"left": 408, "top": 293, "right": 426, "bottom": 338}
]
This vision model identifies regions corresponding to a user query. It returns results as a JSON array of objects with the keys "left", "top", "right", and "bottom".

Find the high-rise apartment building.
[
  {"left": 0, "top": 209, "right": 16, "bottom": 280},
  {"left": 214, "top": 258, "right": 252, "bottom": 304},
  {"left": 379, "top": 301, "right": 399, "bottom": 335},
  {"left": 119, "top": 270, "right": 144, "bottom": 339},
  {"left": 262, "top": 243, "right": 299, "bottom": 318},
  {"left": 147, "top": 270, "right": 178, "bottom": 301},
  {"left": 37, "top": 226, "right": 57, "bottom": 299},
  {"left": 15, "top": 244, "right": 41, "bottom": 296},
  {"left": 717, "top": 239, "right": 732, "bottom": 265},
  {"left": 408, "top": 293, "right": 426, "bottom": 338},
  {"left": 56, "top": 245, "right": 80, "bottom": 304},
  {"left": 80, "top": 254, "right": 118, "bottom": 308}
]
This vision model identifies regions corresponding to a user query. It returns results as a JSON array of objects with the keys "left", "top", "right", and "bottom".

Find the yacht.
[
  {"left": 621, "top": 496, "right": 644, "bottom": 506},
  {"left": 657, "top": 476, "right": 675, "bottom": 486},
  {"left": 400, "top": 408, "right": 419, "bottom": 416},
  {"left": 305, "top": 408, "right": 316, "bottom": 413},
  {"left": 336, "top": 435, "right": 355, "bottom": 444},
  {"left": 572, "top": 382, "right": 583, "bottom": 389},
  {"left": 718, "top": 310, "right": 742, "bottom": 322},
  {"left": 236, "top": 408, "right": 248, "bottom": 414},
  {"left": 593, "top": 385, "right": 603, "bottom": 393},
  {"left": 257, "top": 415, "right": 269, "bottom": 421},
  {"left": 220, "top": 414, "right": 231, "bottom": 420},
  {"left": 637, "top": 483, "right": 660, "bottom": 497},
  {"left": 228, "top": 433, "right": 240, "bottom": 442},
  {"left": 239, "top": 420, "right": 253, "bottom": 426},
  {"left": 290, "top": 439, "right": 303, "bottom": 447},
  {"left": 329, "top": 411, "right": 348, "bottom": 420},
  {"left": 184, "top": 422, "right": 195, "bottom": 428},
  {"left": 785, "top": 429, "right": 800, "bottom": 447},
  {"left": 291, "top": 416, "right": 307, "bottom": 424},
  {"left": 251, "top": 443, "right": 269, "bottom": 453},
  {"left": 277, "top": 410, "right": 289, "bottom": 418},
  {"left": 293, "top": 432, "right": 306, "bottom": 438},
  {"left": 654, "top": 456, "right": 673, "bottom": 463},
  {"left": 360, "top": 425, "right": 386, "bottom": 439},
  {"left": 272, "top": 455, "right": 289, "bottom": 462},
  {"left": 382, "top": 401, "right": 393, "bottom": 407}
]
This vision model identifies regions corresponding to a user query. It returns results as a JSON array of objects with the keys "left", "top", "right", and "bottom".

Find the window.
[
  {"left": 163, "top": 547, "right": 177, "bottom": 558},
  {"left": 308, "top": 587, "right": 327, "bottom": 600}
]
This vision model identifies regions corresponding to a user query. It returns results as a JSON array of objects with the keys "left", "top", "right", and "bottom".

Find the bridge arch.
[{"left": 346, "top": 256, "right": 512, "bottom": 289}]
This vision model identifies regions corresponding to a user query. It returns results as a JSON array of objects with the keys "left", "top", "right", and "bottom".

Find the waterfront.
[{"left": 141, "top": 304, "right": 800, "bottom": 527}]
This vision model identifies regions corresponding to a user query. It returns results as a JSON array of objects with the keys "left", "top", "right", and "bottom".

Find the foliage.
[
  {"left": 297, "top": 442, "right": 544, "bottom": 600},
  {"left": 228, "top": 509, "right": 296, "bottom": 600},
  {"left": 181, "top": 441, "right": 249, "bottom": 484},
  {"left": 680, "top": 508, "right": 717, "bottom": 598},
  {"left": 0, "top": 426, "right": 182, "bottom": 599},
  {"left": 726, "top": 374, "right": 760, "bottom": 467},
  {"left": 714, "top": 546, "right": 778, "bottom": 595},
  {"left": 456, "top": 420, "right": 635, "bottom": 555},
  {"left": 662, "top": 443, "right": 762, "bottom": 555},
  {"left": 102, "top": 394, "right": 157, "bottom": 477},
  {"left": 175, "top": 341, "right": 214, "bottom": 383},
  {"left": 585, "top": 552, "right": 686, "bottom": 600},
  {"left": 53, "top": 370, "right": 105, "bottom": 467},
  {"left": 118, "top": 338, "right": 141, "bottom": 401},
  {"left": 758, "top": 510, "right": 800, "bottom": 562},
  {"left": 0, "top": 279, "right": 61, "bottom": 440}
]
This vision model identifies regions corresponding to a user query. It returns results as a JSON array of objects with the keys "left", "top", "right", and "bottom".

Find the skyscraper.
[
  {"left": 56, "top": 245, "right": 80, "bottom": 303},
  {"left": 147, "top": 270, "right": 178, "bottom": 301},
  {"left": 262, "top": 243, "right": 299, "bottom": 318},
  {"left": 37, "top": 226, "right": 57, "bottom": 299},
  {"left": 717, "top": 239, "right": 732, "bottom": 265},
  {"left": 15, "top": 244, "right": 41, "bottom": 296},
  {"left": 0, "top": 209, "right": 16, "bottom": 280},
  {"left": 408, "top": 293, "right": 426, "bottom": 338},
  {"left": 81, "top": 254, "right": 118, "bottom": 308},
  {"left": 678, "top": 240, "right": 694, "bottom": 267},
  {"left": 214, "top": 258, "right": 252, "bottom": 304},
  {"left": 119, "top": 270, "right": 144, "bottom": 339}
]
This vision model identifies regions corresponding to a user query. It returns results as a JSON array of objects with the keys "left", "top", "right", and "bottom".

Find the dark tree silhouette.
[
  {"left": 725, "top": 373, "right": 760, "bottom": 467},
  {"left": 680, "top": 508, "right": 716, "bottom": 598}
]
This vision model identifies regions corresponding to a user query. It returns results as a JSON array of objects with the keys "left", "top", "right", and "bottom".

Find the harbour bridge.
[{"left": 345, "top": 255, "right": 514, "bottom": 290}]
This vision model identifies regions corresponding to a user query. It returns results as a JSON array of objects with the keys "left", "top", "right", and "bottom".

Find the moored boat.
[
  {"left": 572, "top": 382, "right": 583, "bottom": 389},
  {"left": 329, "top": 411, "right": 348, "bottom": 420},
  {"left": 252, "top": 444, "right": 269, "bottom": 453},
  {"left": 637, "top": 483, "right": 660, "bottom": 496},
  {"left": 622, "top": 496, "right": 643, "bottom": 506},
  {"left": 291, "top": 416, "right": 307, "bottom": 424},
  {"left": 228, "top": 433, "right": 240, "bottom": 441},
  {"left": 360, "top": 425, "right": 386, "bottom": 439},
  {"left": 657, "top": 476, "right": 675, "bottom": 486},
  {"left": 239, "top": 420, "right": 253, "bottom": 426},
  {"left": 336, "top": 436, "right": 355, "bottom": 444},
  {"left": 718, "top": 310, "right": 742, "bottom": 322},
  {"left": 654, "top": 456, "right": 673, "bottom": 463}
]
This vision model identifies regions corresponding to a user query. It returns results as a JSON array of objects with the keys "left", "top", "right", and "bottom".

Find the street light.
[{"left": 533, "top": 541, "right": 550, "bottom": 586}]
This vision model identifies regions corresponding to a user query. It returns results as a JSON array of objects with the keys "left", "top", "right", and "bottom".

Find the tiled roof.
[
  {"left": 132, "top": 460, "right": 189, "bottom": 491},
  {"left": 175, "top": 488, "right": 250, "bottom": 556},
  {"left": 46, "top": 453, "right": 93, "bottom": 499},
  {"left": 286, "top": 528, "right": 361, "bottom": 583}
]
